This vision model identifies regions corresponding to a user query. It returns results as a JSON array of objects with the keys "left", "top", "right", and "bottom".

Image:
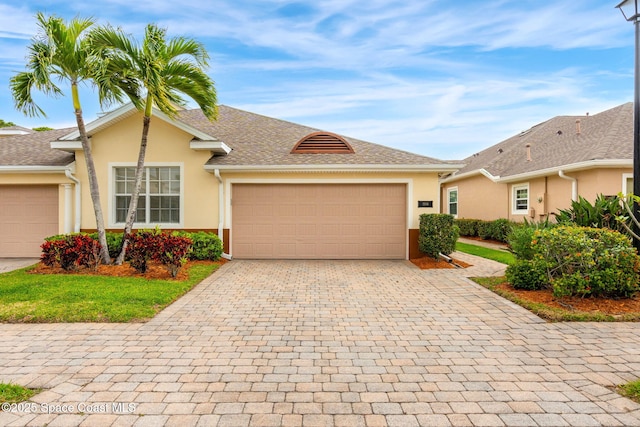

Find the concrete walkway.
[
  {"left": 0, "top": 258, "right": 39, "bottom": 274},
  {"left": 1, "top": 258, "right": 639, "bottom": 426}
]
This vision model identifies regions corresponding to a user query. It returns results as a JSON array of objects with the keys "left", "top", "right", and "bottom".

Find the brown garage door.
[
  {"left": 0, "top": 185, "right": 59, "bottom": 257},
  {"left": 232, "top": 184, "right": 406, "bottom": 259}
]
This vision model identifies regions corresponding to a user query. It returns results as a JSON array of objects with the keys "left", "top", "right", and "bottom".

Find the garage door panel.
[
  {"left": 0, "top": 185, "right": 58, "bottom": 258},
  {"left": 232, "top": 184, "right": 406, "bottom": 259}
]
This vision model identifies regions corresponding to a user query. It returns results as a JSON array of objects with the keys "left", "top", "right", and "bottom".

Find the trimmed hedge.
[
  {"left": 173, "top": 231, "right": 222, "bottom": 261},
  {"left": 454, "top": 218, "right": 515, "bottom": 243},
  {"left": 419, "top": 214, "right": 459, "bottom": 259},
  {"left": 455, "top": 219, "right": 480, "bottom": 237}
]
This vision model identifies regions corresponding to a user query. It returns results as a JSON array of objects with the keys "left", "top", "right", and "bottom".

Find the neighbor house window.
[
  {"left": 114, "top": 166, "right": 181, "bottom": 224},
  {"left": 512, "top": 184, "right": 529, "bottom": 214},
  {"left": 623, "top": 173, "right": 634, "bottom": 196},
  {"left": 447, "top": 187, "right": 458, "bottom": 217}
]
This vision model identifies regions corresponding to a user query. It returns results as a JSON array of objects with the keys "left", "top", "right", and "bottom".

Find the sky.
[{"left": 0, "top": 0, "right": 636, "bottom": 160}]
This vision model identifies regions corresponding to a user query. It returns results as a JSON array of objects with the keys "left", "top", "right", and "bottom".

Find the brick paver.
[{"left": 1, "top": 258, "right": 640, "bottom": 426}]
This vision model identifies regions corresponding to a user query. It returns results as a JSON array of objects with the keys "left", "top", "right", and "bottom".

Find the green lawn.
[
  {"left": 455, "top": 241, "right": 516, "bottom": 265},
  {"left": 0, "top": 263, "right": 220, "bottom": 323}
]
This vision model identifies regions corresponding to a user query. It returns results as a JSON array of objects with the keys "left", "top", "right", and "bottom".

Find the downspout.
[
  {"left": 558, "top": 170, "right": 578, "bottom": 201},
  {"left": 65, "top": 168, "right": 82, "bottom": 232},
  {"left": 214, "top": 169, "right": 232, "bottom": 260}
]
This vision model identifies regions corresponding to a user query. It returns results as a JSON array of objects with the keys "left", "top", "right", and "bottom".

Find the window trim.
[
  {"left": 623, "top": 172, "right": 634, "bottom": 196},
  {"left": 447, "top": 187, "right": 458, "bottom": 218},
  {"left": 512, "top": 183, "right": 529, "bottom": 215},
  {"left": 108, "top": 162, "right": 184, "bottom": 228}
]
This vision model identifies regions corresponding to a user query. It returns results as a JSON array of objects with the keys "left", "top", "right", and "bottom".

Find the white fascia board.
[
  {"left": 190, "top": 140, "right": 231, "bottom": 155},
  {"left": 58, "top": 103, "right": 222, "bottom": 144},
  {"left": 59, "top": 103, "right": 137, "bottom": 140},
  {"left": 0, "top": 165, "right": 70, "bottom": 173},
  {"left": 51, "top": 140, "right": 85, "bottom": 152},
  {"left": 205, "top": 164, "right": 464, "bottom": 173},
  {"left": 0, "top": 129, "right": 31, "bottom": 136},
  {"left": 496, "top": 159, "right": 632, "bottom": 183},
  {"left": 439, "top": 168, "right": 500, "bottom": 183}
]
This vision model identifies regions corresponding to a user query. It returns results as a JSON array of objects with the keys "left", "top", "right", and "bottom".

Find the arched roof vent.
[{"left": 291, "top": 132, "right": 355, "bottom": 154}]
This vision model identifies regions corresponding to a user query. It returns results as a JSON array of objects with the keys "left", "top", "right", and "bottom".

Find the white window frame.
[
  {"left": 623, "top": 173, "right": 634, "bottom": 196},
  {"left": 512, "top": 183, "right": 529, "bottom": 215},
  {"left": 447, "top": 187, "right": 458, "bottom": 218},
  {"left": 108, "top": 162, "right": 184, "bottom": 228}
]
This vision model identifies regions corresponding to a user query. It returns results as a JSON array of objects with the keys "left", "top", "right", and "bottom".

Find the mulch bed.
[
  {"left": 29, "top": 259, "right": 225, "bottom": 281},
  {"left": 410, "top": 256, "right": 472, "bottom": 269},
  {"left": 493, "top": 281, "right": 640, "bottom": 316}
]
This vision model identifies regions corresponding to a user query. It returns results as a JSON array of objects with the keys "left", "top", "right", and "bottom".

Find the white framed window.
[
  {"left": 512, "top": 183, "right": 529, "bottom": 215},
  {"left": 447, "top": 187, "right": 458, "bottom": 217},
  {"left": 112, "top": 165, "right": 183, "bottom": 226},
  {"left": 623, "top": 173, "right": 634, "bottom": 196}
]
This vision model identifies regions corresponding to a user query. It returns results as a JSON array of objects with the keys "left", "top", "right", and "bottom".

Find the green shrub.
[
  {"left": 88, "top": 232, "right": 123, "bottom": 259},
  {"left": 556, "top": 194, "right": 628, "bottom": 234},
  {"left": 455, "top": 219, "right": 480, "bottom": 237},
  {"left": 507, "top": 218, "right": 555, "bottom": 260},
  {"left": 533, "top": 226, "right": 640, "bottom": 298},
  {"left": 419, "top": 214, "right": 459, "bottom": 259},
  {"left": 174, "top": 231, "right": 222, "bottom": 260},
  {"left": 474, "top": 219, "right": 513, "bottom": 242},
  {"left": 505, "top": 258, "right": 549, "bottom": 290},
  {"left": 477, "top": 221, "right": 492, "bottom": 240},
  {"left": 488, "top": 218, "right": 513, "bottom": 242}
]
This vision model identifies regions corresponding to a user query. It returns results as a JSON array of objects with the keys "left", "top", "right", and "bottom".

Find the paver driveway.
[{"left": 1, "top": 258, "right": 640, "bottom": 426}]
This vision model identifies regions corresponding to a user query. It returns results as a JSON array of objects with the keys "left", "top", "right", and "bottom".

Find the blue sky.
[{"left": 0, "top": 0, "right": 635, "bottom": 160}]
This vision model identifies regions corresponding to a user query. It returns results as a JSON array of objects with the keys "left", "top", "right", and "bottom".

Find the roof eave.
[
  {"left": 440, "top": 168, "right": 500, "bottom": 183},
  {"left": 205, "top": 164, "right": 464, "bottom": 173},
  {"left": 58, "top": 103, "right": 224, "bottom": 145},
  {"left": 0, "top": 165, "right": 72, "bottom": 173},
  {"left": 497, "top": 159, "right": 632, "bottom": 183}
]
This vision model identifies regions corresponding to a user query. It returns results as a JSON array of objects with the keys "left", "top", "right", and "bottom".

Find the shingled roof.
[
  {"left": 1, "top": 104, "right": 458, "bottom": 171},
  {"left": 0, "top": 128, "right": 75, "bottom": 167},
  {"left": 178, "top": 105, "right": 451, "bottom": 168},
  {"left": 448, "top": 103, "right": 632, "bottom": 181}
]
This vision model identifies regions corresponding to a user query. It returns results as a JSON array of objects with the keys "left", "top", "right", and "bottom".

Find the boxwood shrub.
[
  {"left": 455, "top": 219, "right": 481, "bottom": 237},
  {"left": 419, "top": 214, "right": 459, "bottom": 259},
  {"left": 173, "top": 231, "right": 222, "bottom": 261}
]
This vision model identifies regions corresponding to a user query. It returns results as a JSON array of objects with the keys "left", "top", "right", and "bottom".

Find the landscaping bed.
[
  {"left": 475, "top": 276, "right": 640, "bottom": 321},
  {"left": 410, "top": 255, "right": 472, "bottom": 269}
]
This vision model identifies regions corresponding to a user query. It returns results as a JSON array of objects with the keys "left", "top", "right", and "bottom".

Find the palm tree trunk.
[
  {"left": 115, "top": 113, "right": 151, "bottom": 265},
  {"left": 72, "top": 83, "right": 111, "bottom": 264}
]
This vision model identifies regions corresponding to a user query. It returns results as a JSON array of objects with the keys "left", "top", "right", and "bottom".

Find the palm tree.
[
  {"left": 90, "top": 24, "right": 217, "bottom": 264},
  {"left": 9, "top": 13, "right": 134, "bottom": 264}
]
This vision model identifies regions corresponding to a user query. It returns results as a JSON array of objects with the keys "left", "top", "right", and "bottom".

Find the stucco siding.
[
  {"left": 75, "top": 112, "right": 219, "bottom": 230},
  {"left": 442, "top": 174, "right": 508, "bottom": 221},
  {"left": 442, "top": 168, "right": 634, "bottom": 223}
]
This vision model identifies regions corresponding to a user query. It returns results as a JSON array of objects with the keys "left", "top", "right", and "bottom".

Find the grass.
[
  {"left": 472, "top": 276, "right": 640, "bottom": 322},
  {"left": 0, "top": 383, "right": 37, "bottom": 404},
  {"left": 617, "top": 379, "right": 640, "bottom": 403},
  {"left": 455, "top": 241, "right": 516, "bottom": 265},
  {"left": 0, "top": 263, "right": 221, "bottom": 323}
]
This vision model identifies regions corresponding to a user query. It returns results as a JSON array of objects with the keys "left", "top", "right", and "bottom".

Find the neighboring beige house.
[
  {"left": 0, "top": 103, "right": 461, "bottom": 259},
  {"left": 440, "top": 103, "right": 634, "bottom": 222}
]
